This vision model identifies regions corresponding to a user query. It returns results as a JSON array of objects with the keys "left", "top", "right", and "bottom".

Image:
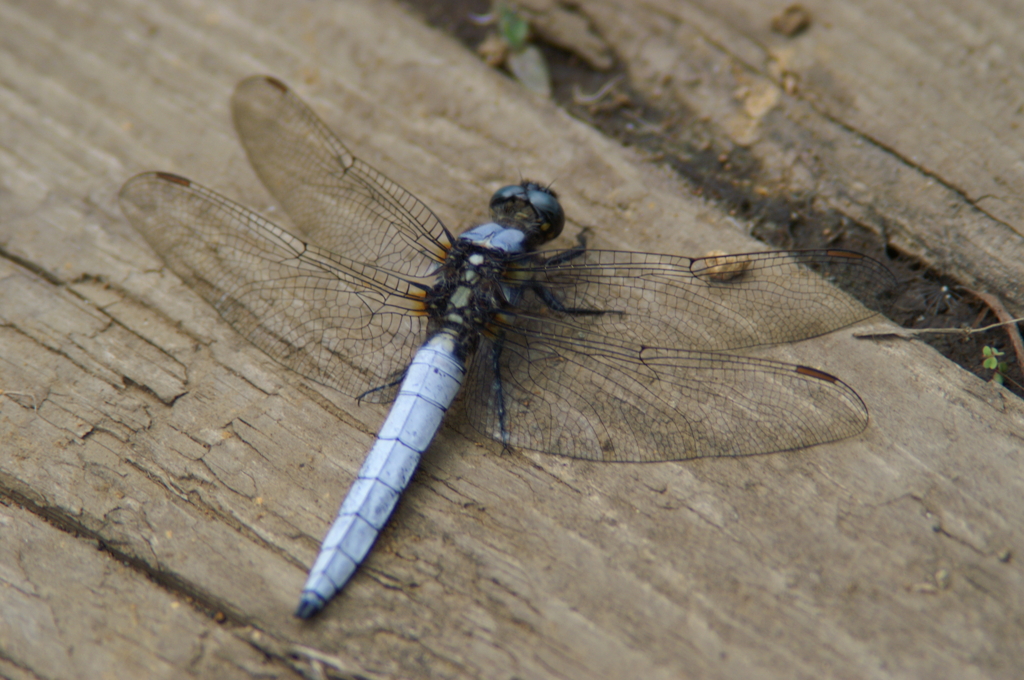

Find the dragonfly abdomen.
[{"left": 295, "top": 333, "right": 466, "bottom": 618}]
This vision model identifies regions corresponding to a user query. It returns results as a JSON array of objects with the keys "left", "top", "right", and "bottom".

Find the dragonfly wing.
[
  {"left": 456, "top": 315, "right": 868, "bottom": 461},
  {"left": 520, "top": 248, "right": 895, "bottom": 352},
  {"left": 119, "top": 172, "right": 429, "bottom": 401},
  {"left": 453, "top": 247, "right": 891, "bottom": 459},
  {"left": 231, "top": 75, "right": 453, "bottom": 277}
]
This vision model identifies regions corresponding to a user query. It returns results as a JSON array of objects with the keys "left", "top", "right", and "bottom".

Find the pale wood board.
[
  {"left": 566, "top": 0, "right": 1024, "bottom": 312},
  {"left": 0, "top": 1, "right": 1022, "bottom": 679},
  {"left": 0, "top": 501, "right": 292, "bottom": 679}
]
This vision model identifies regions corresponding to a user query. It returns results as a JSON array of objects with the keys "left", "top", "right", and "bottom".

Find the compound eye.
[
  {"left": 489, "top": 185, "right": 525, "bottom": 210},
  {"left": 526, "top": 189, "right": 565, "bottom": 238}
]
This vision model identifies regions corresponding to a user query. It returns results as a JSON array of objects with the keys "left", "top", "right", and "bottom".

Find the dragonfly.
[{"left": 119, "top": 75, "right": 894, "bottom": 619}]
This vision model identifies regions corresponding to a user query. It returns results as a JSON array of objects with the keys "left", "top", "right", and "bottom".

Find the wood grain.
[
  {"left": 1, "top": 1, "right": 1022, "bottom": 678},
  {"left": 575, "top": 0, "right": 1024, "bottom": 312}
]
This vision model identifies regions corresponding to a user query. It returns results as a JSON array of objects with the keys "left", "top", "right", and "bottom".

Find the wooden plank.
[
  {"left": 0, "top": 499, "right": 299, "bottom": 679},
  {"left": 0, "top": 0, "right": 1022, "bottom": 678},
  {"left": 573, "top": 0, "right": 1024, "bottom": 311}
]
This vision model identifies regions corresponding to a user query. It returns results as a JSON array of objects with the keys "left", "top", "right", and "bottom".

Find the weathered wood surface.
[
  {"left": 0, "top": 1, "right": 1022, "bottom": 679},
  {"left": 565, "top": 0, "right": 1024, "bottom": 313}
]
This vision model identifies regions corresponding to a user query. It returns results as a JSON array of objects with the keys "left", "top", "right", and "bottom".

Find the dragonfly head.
[{"left": 489, "top": 181, "right": 565, "bottom": 248}]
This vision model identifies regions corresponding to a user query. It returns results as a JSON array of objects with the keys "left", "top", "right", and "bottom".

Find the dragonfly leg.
[
  {"left": 486, "top": 336, "right": 512, "bottom": 450},
  {"left": 530, "top": 283, "right": 619, "bottom": 317},
  {"left": 356, "top": 371, "right": 407, "bottom": 404},
  {"left": 531, "top": 228, "right": 626, "bottom": 316},
  {"left": 541, "top": 227, "right": 591, "bottom": 266}
]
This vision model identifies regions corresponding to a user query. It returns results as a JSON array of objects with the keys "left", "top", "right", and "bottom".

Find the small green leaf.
[
  {"left": 982, "top": 346, "right": 1011, "bottom": 385},
  {"left": 498, "top": 5, "right": 530, "bottom": 51}
]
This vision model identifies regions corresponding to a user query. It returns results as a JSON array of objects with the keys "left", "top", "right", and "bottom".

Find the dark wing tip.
[
  {"left": 824, "top": 249, "right": 864, "bottom": 260},
  {"left": 262, "top": 75, "right": 289, "bottom": 93},
  {"left": 234, "top": 75, "right": 289, "bottom": 100},
  {"left": 153, "top": 171, "right": 191, "bottom": 186},
  {"left": 119, "top": 171, "right": 192, "bottom": 207},
  {"left": 795, "top": 365, "right": 840, "bottom": 383}
]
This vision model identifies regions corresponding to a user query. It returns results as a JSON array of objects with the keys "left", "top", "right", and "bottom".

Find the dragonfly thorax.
[{"left": 424, "top": 239, "right": 516, "bottom": 360}]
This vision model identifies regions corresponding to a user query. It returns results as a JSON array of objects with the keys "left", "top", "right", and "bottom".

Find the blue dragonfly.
[{"left": 120, "top": 76, "right": 894, "bottom": 619}]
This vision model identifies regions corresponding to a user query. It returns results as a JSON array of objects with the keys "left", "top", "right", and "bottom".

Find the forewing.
[
  {"left": 457, "top": 316, "right": 868, "bottom": 461},
  {"left": 119, "top": 172, "right": 429, "bottom": 401},
  {"left": 519, "top": 249, "right": 894, "bottom": 352},
  {"left": 231, "top": 75, "right": 452, "bottom": 275}
]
